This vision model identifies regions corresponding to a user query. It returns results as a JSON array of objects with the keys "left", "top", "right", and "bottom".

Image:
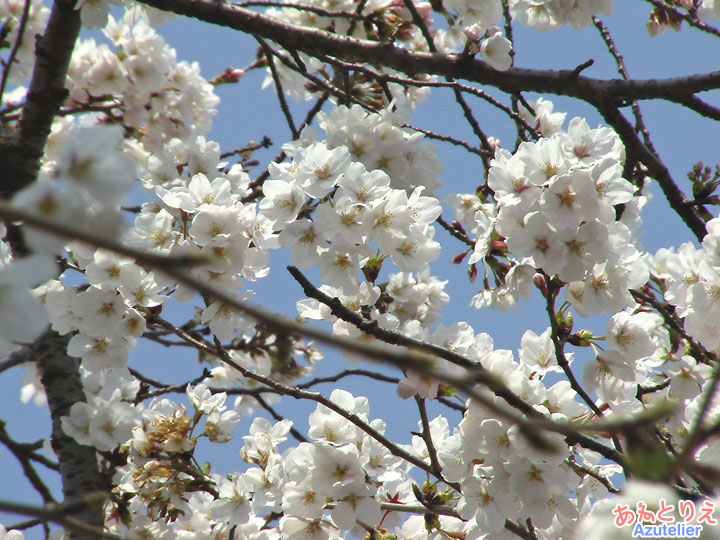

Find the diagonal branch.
[
  {"left": 0, "top": 202, "right": 625, "bottom": 466},
  {"left": 598, "top": 106, "right": 708, "bottom": 241},
  {"left": 1, "top": 0, "right": 82, "bottom": 198},
  {"left": 132, "top": 0, "right": 720, "bottom": 106},
  {"left": 1, "top": 2, "right": 107, "bottom": 539}
]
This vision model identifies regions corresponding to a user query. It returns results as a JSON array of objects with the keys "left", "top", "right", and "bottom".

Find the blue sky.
[{"left": 1, "top": 1, "right": 719, "bottom": 536}]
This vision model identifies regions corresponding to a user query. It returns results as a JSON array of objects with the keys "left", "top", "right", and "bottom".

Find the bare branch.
[
  {"left": 0, "top": 497, "right": 121, "bottom": 540},
  {"left": 592, "top": 16, "right": 657, "bottom": 156},
  {"left": 0, "top": 0, "right": 32, "bottom": 105},
  {"left": 598, "top": 106, "right": 708, "bottom": 241},
  {"left": 131, "top": 0, "right": 720, "bottom": 105},
  {"left": 1, "top": 0, "right": 83, "bottom": 197},
  {"left": 255, "top": 35, "right": 299, "bottom": 138},
  {"left": 0, "top": 420, "right": 57, "bottom": 503}
]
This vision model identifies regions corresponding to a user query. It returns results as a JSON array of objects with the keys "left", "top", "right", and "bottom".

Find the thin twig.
[
  {"left": 0, "top": 497, "right": 121, "bottom": 540},
  {"left": 255, "top": 36, "right": 299, "bottom": 138},
  {"left": 0, "top": 0, "right": 32, "bottom": 105},
  {"left": 0, "top": 421, "right": 58, "bottom": 502},
  {"left": 592, "top": 16, "right": 657, "bottom": 156},
  {"left": 232, "top": 0, "right": 364, "bottom": 20},
  {"left": 414, "top": 396, "right": 447, "bottom": 482},
  {"left": 0, "top": 203, "right": 624, "bottom": 466},
  {"left": 247, "top": 386, "right": 309, "bottom": 443},
  {"left": 209, "top": 336, "right": 439, "bottom": 478},
  {"left": 643, "top": 0, "right": 720, "bottom": 38}
]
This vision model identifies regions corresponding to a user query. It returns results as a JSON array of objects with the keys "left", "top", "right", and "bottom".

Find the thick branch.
[
  {"left": 1, "top": 0, "right": 82, "bottom": 197},
  {"left": 34, "top": 332, "right": 106, "bottom": 538},
  {"left": 598, "top": 106, "right": 707, "bottom": 241},
  {"left": 132, "top": 0, "right": 720, "bottom": 105},
  {"left": 1, "top": 2, "right": 106, "bottom": 538}
]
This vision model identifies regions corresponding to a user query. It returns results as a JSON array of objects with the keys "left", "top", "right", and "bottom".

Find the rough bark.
[
  {"left": 36, "top": 332, "right": 107, "bottom": 533},
  {"left": 2, "top": 1, "right": 106, "bottom": 538}
]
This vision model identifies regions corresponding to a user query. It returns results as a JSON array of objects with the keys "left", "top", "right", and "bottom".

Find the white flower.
[
  {"left": 259, "top": 179, "right": 306, "bottom": 228},
  {"left": 88, "top": 400, "right": 139, "bottom": 451},
  {"left": 282, "top": 478, "right": 326, "bottom": 520},
  {"left": 605, "top": 310, "right": 658, "bottom": 361},
  {"left": 58, "top": 125, "right": 136, "bottom": 203},
  {"left": 518, "top": 328, "right": 562, "bottom": 375},
  {"left": 157, "top": 173, "right": 233, "bottom": 213},
  {"left": 279, "top": 516, "right": 330, "bottom": 540},
  {"left": 295, "top": 142, "right": 351, "bottom": 199},
  {"left": 0, "top": 256, "right": 55, "bottom": 355},
  {"left": 187, "top": 383, "right": 227, "bottom": 414},
  {"left": 331, "top": 482, "right": 381, "bottom": 531},
  {"left": 66, "top": 333, "right": 130, "bottom": 372},
  {"left": 279, "top": 219, "right": 326, "bottom": 268},
  {"left": 189, "top": 205, "right": 246, "bottom": 247},
  {"left": 61, "top": 401, "right": 94, "bottom": 446},
  {"left": 211, "top": 473, "right": 252, "bottom": 526},
  {"left": 312, "top": 443, "right": 364, "bottom": 492},
  {"left": 71, "top": 286, "right": 127, "bottom": 337},
  {"left": 481, "top": 30, "right": 513, "bottom": 71},
  {"left": 200, "top": 292, "right": 253, "bottom": 341},
  {"left": 308, "top": 389, "right": 368, "bottom": 444},
  {"left": 76, "top": 0, "right": 120, "bottom": 29}
]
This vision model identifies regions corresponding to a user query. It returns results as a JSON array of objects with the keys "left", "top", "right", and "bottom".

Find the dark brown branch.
[
  {"left": 34, "top": 332, "right": 107, "bottom": 538},
  {"left": 0, "top": 0, "right": 32, "bottom": 105},
  {"left": 297, "top": 368, "right": 400, "bottom": 388},
  {"left": 592, "top": 16, "right": 657, "bottom": 156},
  {"left": 0, "top": 346, "right": 35, "bottom": 373},
  {"left": 0, "top": 497, "right": 121, "bottom": 540},
  {"left": 1, "top": 0, "right": 82, "bottom": 197},
  {"left": 233, "top": 0, "right": 365, "bottom": 20},
  {"left": 676, "top": 94, "right": 720, "bottom": 120},
  {"left": 255, "top": 35, "right": 299, "bottom": 138},
  {"left": 404, "top": 124, "right": 487, "bottom": 158},
  {"left": 132, "top": 0, "right": 720, "bottom": 105},
  {"left": 244, "top": 91, "right": 330, "bottom": 200},
  {"left": 504, "top": 518, "right": 537, "bottom": 540},
  {"left": 315, "top": 54, "right": 535, "bottom": 135},
  {"left": 220, "top": 137, "right": 273, "bottom": 159},
  {"left": 413, "top": 396, "right": 446, "bottom": 482},
  {"left": 436, "top": 215, "right": 475, "bottom": 247},
  {"left": 598, "top": 106, "right": 707, "bottom": 241},
  {"left": 286, "top": 265, "right": 625, "bottom": 465},
  {"left": 0, "top": 420, "right": 57, "bottom": 503},
  {"left": 630, "top": 288, "right": 717, "bottom": 364},
  {"left": 400, "top": 0, "right": 492, "bottom": 169},
  {"left": 544, "top": 285, "right": 604, "bottom": 418}
]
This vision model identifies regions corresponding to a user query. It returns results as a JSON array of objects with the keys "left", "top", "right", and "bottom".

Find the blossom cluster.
[
  {"left": 450, "top": 114, "right": 645, "bottom": 317},
  {"left": 262, "top": 104, "right": 444, "bottom": 293},
  {"left": 65, "top": 8, "right": 219, "bottom": 154}
]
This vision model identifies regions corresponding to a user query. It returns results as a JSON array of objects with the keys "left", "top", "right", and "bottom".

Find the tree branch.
[
  {"left": 1, "top": 2, "right": 107, "bottom": 538},
  {"left": 34, "top": 331, "right": 107, "bottom": 538},
  {"left": 1, "top": 0, "right": 82, "bottom": 197},
  {"left": 0, "top": 202, "right": 624, "bottom": 466},
  {"left": 132, "top": 0, "right": 720, "bottom": 105},
  {"left": 598, "top": 105, "right": 708, "bottom": 241}
]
